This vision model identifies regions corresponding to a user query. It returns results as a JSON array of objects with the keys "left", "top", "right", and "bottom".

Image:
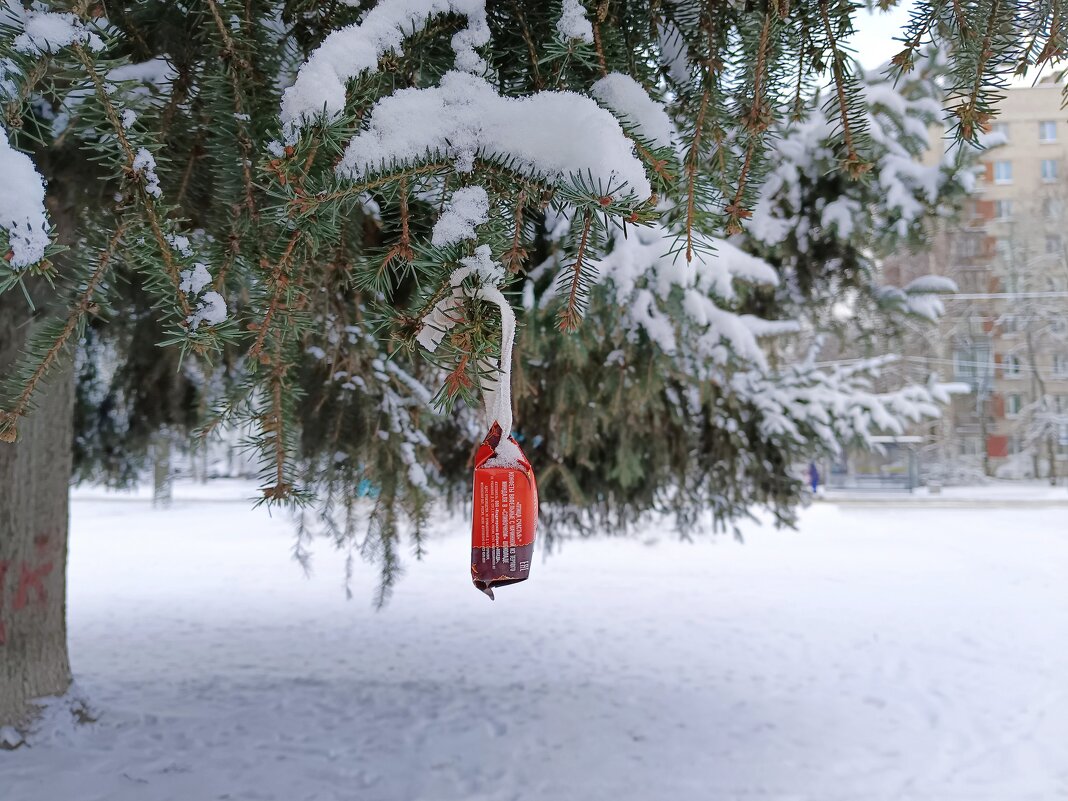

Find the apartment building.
[{"left": 884, "top": 80, "right": 1068, "bottom": 479}]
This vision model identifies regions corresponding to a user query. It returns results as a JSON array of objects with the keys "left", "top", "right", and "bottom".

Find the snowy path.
[{"left": 2, "top": 492, "right": 1067, "bottom": 800}]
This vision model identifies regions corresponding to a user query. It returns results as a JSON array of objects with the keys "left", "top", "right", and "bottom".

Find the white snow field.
[{"left": 2, "top": 484, "right": 1067, "bottom": 801}]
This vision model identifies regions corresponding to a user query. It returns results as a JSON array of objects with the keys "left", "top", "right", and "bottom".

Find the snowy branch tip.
[
  {"left": 337, "top": 71, "right": 653, "bottom": 202},
  {"left": 280, "top": 0, "right": 490, "bottom": 137},
  {"left": 0, "top": 129, "right": 49, "bottom": 269}
]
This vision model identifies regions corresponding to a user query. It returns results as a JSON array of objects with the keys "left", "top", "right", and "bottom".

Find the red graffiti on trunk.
[
  {"left": 0, "top": 544, "right": 55, "bottom": 645},
  {"left": 0, "top": 560, "right": 8, "bottom": 645},
  {"left": 13, "top": 559, "right": 53, "bottom": 611}
]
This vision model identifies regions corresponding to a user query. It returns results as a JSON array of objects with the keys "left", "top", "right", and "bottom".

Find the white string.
[
  {"left": 473, "top": 283, "right": 515, "bottom": 440},
  {"left": 415, "top": 269, "right": 516, "bottom": 443}
]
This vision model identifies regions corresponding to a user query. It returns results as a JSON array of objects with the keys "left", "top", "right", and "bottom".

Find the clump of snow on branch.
[
  {"left": 590, "top": 73, "right": 676, "bottom": 151},
  {"left": 178, "top": 262, "right": 226, "bottom": 330},
  {"left": 0, "top": 128, "right": 49, "bottom": 268},
  {"left": 337, "top": 71, "right": 652, "bottom": 200},
  {"left": 5, "top": 1, "right": 103, "bottom": 54},
  {"left": 178, "top": 263, "right": 212, "bottom": 295},
  {"left": 188, "top": 291, "right": 227, "bottom": 331},
  {"left": 281, "top": 0, "right": 490, "bottom": 136},
  {"left": 556, "top": 0, "right": 593, "bottom": 43},
  {"left": 131, "top": 147, "right": 162, "bottom": 198},
  {"left": 167, "top": 233, "right": 194, "bottom": 258},
  {"left": 455, "top": 243, "right": 503, "bottom": 284},
  {"left": 107, "top": 55, "right": 177, "bottom": 89},
  {"left": 172, "top": 256, "right": 226, "bottom": 332},
  {"left": 431, "top": 185, "right": 490, "bottom": 247},
  {"left": 47, "top": 56, "right": 177, "bottom": 138}
]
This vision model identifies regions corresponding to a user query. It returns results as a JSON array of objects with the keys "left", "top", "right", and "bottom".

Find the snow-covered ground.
[
  {"left": 3, "top": 485, "right": 1067, "bottom": 801},
  {"left": 822, "top": 479, "right": 1068, "bottom": 506}
]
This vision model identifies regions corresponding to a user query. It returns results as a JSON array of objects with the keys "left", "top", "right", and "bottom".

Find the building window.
[
  {"left": 958, "top": 270, "right": 982, "bottom": 293},
  {"left": 1040, "top": 120, "right": 1058, "bottom": 142},
  {"left": 1056, "top": 394, "right": 1068, "bottom": 414},
  {"left": 1001, "top": 315, "right": 1017, "bottom": 334},
  {"left": 1005, "top": 354, "right": 1022, "bottom": 377},
  {"left": 1046, "top": 235, "right": 1062, "bottom": 255},
  {"left": 993, "top": 161, "right": 1013, "bottom": 183},
  {"left": 991, "top": 121, "right": 1010, "bottom": 142},
  {"left": 953, "top": 348, "right": 979, "bottom": 381},
  {"left": 995, "top": 199, "right": 1013, "bottom": 220},
  {"left": 953, "top": 234, "right": 980, "bottom": 260},
  {"left": 1042, "top": 159, "right": 1058, "bottom": 182},
  {"left": 1007, "top": 394, "right": 1023, "bottom": 416},
  {"left": 1054, "top": 354, "right": 1068, "bottom": 377},
  {"left": 1044, "top": 197, "right": 1063, "bottom": 220}
]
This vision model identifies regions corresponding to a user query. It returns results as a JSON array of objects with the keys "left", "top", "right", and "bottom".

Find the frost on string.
[
  {"left": 420, "top": 195, "right": 502, "bottom": 353},
  {"left": 280, "top": 0, "right": 490, "bottom": 137},
  {"left": 336, "top": 71, "right": 652, "bottom": 202},
  {"left": 0, "top": 128, "right": 50, "bottom": 268},
  {"left": 416, "top": 245, "right": 503, "bottom": 352}
]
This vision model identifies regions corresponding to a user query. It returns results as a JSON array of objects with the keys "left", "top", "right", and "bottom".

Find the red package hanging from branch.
[
  {"left": 471, "top": 422, "right": 538, "bottom": 598},
  {"left": 416, "top": 266, "right": 538, "bottom": 598},
  {"left": 468, "top": 283, "right": 537, "bottom": 598}
]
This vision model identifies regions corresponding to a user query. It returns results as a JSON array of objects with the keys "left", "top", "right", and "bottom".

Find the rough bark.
[
  {"left": 0, "top": 289, "right": 75, "bottom": 731},
  {"left": 152, "top": 430, "right": 173, "bottom": 508}
]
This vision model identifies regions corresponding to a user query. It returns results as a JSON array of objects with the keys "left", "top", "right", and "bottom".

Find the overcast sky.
[
  {"left": 851, "top": 1, "right": 1053, "bottom": 85},
  {"left": 852, "top": 1, "right": 915, "bottom": 71}
]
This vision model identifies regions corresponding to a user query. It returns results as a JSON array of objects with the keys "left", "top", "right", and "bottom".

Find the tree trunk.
[
  {"left": 979, "top": 393, "right": 992, "bottom": 477},
  {"left": 152, "top": 429, "right": 173, "bottom": 508},
  {"left": 0, "top": 290, "right": 75, "bottom": 731},
  {"left": 1048, "top": 434, "right": 1058, "bottom": 487}
]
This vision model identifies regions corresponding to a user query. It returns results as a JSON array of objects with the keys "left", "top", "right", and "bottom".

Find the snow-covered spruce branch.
[
  {"left": 0, "top": 0, "right": 1048, "bottom": 591},
  {"left": 0, "top": 1, "right": 101, "bottom": 272},
  {"left": 732, "top": 353, "right": 968, "bottom": 456},
  {"left": 0, "top": 126, "right": 50, "bottom": 272},
  {"left": 71, "top": 44, "right": 228, "bottom": 341},
  {"left": 0, "top": 224, "right": 126, "bottom": 443}
]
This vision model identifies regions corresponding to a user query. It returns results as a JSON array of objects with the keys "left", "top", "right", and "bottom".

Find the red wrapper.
[{"left": 470, "top": 423, "right": 538, "bottom": 599}]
